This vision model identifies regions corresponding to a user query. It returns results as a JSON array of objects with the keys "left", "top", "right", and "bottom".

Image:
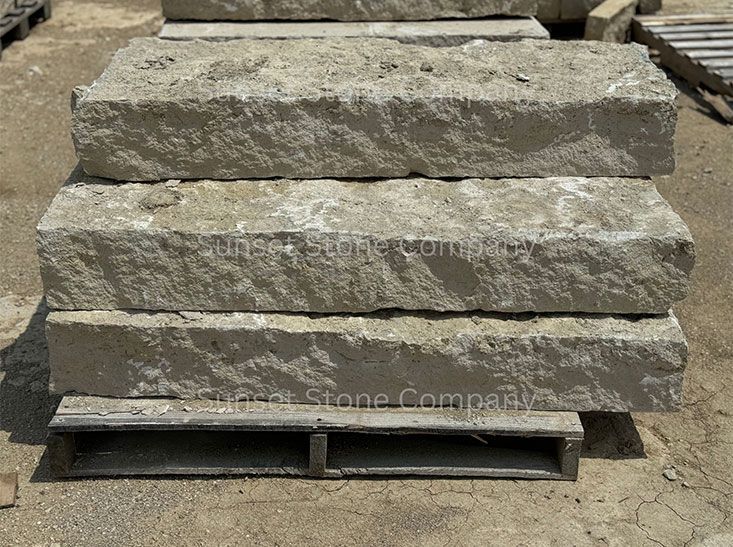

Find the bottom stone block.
[{"left": 46, "top": 310, "right": 687, "bottom": 412}]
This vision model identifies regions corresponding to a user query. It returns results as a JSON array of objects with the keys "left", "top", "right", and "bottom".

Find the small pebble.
[
  {"left": 179, "top": 311, "right": 205, "bottom": 321},
  {"left": 515, "top": 73, "right": 530, "bottom": 82},
  {"left": 663, "top": 468, "right": 678, "bottom": 481},
  {"left": 420, "top": 62, "right": 434, "bottom": 73}
]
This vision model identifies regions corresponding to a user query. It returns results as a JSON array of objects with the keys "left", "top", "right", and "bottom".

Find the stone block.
[
  {"left": 37, "top": 169, "right": 695, "bottom": 314},
  {"left": 639, "top": 0, "right": 661, "bottom": 14},
  {"left": 536, "top": 0, "right": 561, "bottom": 21},
  {"left": 46, "top": 309, "right": 688, "bottom": 412},
  {"left": 161, "top": 0, "right": 538, "bottom": 21},
  {"left": 585, "top": 0, "right": 639, "bottom": 42},
  {"left": 158, "top": 18, "right": 550, "bottom": 45},
  {"left": 71, "top": 38, "right": 677, "bottom": 181},
  {"left": 561, "top": 0, "right": 603, "bottom": 20}
]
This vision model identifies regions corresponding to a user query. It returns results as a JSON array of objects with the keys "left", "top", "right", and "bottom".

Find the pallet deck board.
[
  {"left": 633, "top": 13, "right": 733, "bottom": 96},
  {"left": 635, "top": 14, "right": 733, "bottom": 26},
  {"left": 654, "top": 23, "right": 733, "bottom": 33},
  {"left": 658, "top": 31, "right": 733, "bottom": 40},
  {"left": 699, "top": 58, "right": 733, "bottom": 69},
  {"left": 666, "top": 39, "right": 733, "bottom": 49},
  {"left": 48, "top": 397, "right": 584, "bottom": 481}
]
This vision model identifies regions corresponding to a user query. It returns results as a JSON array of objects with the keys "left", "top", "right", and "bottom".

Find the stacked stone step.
[
  {"left": 38, "top": 8, "right": 693, "bottom": 413},
  {"left": 161, "top": 0, "right": 539, "bottom": 21},
  {"left": 159, "top": 0, "right": 549, "bottom": 44}
]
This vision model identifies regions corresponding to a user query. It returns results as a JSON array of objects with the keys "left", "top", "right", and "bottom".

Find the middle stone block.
[{"left": 38, "top": 171, "right": 694, "bottom": 314}]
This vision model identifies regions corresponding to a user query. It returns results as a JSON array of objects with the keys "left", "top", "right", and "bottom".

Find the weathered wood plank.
[
  {"left": 714, "top": 67, "right": 733, "bottom": 78},
  {"left": 686, "top": 49, "right": 733, "bottom": 59},
  {"left": 558, "top": 437, "right": 583, "bottom": 479},
  {"left": 652, "top": 23, "right": 733, "bottom": 33},
  {"left": 51, "top": 397, "right": 584, "bottom": 437},
  {"left": 668, "top": 39, "right": 733, "bottom": 49},
  {"left": 699, "top": 58, "right": 733, "bottom": 69},
  {"left": 0, "top": 472, "right": 18, "bottom": 509},
  {"left": 658, "top": 31, "right": 733, "bottom": 40},
  {"left": 47, "top": 433, "right": 76, "bottom": 478},
  {"left": 635, "top": 14, "right": 733, "bottom": 26},
  {"left": 309, "top": 434, "right": 328, "bottom": 477}
]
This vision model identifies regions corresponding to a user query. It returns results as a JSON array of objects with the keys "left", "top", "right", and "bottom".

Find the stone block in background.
[
  {"left": 161, "top": 0, "right": 538, "bottom": 21},
  {"left": 585, "top": 0, "right": 639, "bottom": 42},
  {"left": 158, "top": 18, "right": 550, "bottom": 45}
]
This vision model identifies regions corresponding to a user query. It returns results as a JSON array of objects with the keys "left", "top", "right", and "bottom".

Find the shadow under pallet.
[{"left": 47, "top": 397, "right": 584, "bottom": 481}]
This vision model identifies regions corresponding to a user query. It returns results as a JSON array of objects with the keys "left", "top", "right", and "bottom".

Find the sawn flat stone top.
[
  {"left": 40, "top": 172, "right": 689, "bottom": 242},
  {"left": 49, "top": 309, "right": 686, "bottom": 345},
  {"left": 79, "top": 37, "right": 676, "bottom": 104},
  {"left": 157, "top": 18, "right": 551, "bottom": 44}
]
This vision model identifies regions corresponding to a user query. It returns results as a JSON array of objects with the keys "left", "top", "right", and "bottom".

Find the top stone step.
[
  {"left": 72, "top": 38, "right": 677, "bottom": 181},
  {"left": 161, "top": 0, "right": 538, "bottom": 21}
]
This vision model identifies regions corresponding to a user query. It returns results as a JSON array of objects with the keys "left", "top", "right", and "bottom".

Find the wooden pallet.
[
  {"left": 633, "top": 14, "right": 733, "bottom": 97},
  {"left": 0, "top": 0, "right": 51, "bottom": 60},
  {"left": 47, "top": 397, "right": 584, "bottom": 481}
]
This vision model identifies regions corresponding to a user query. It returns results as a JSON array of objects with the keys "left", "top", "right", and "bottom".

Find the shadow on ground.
[
  {"left": 0, "top": 298, "right": 60, "bottom": 447},
  {"left": 580, "top": 412, "right": 645, "bottom": 459}
]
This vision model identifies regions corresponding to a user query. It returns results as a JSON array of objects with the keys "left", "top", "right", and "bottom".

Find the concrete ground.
[{"left": 0, "top": 0, "right": 731, "bottom": 544}]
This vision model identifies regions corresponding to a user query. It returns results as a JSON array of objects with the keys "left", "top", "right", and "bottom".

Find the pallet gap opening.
[
  {"left": 327, "top": 433, "right": 561, "bottom": 476},
  {"left": 71, "top": 430, "right": 311, "bottom": 475},
  {"left": 59, "top": 430, "right": 565, "bottom": 478}
]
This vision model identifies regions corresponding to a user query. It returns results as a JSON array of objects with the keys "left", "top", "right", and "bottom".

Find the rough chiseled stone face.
[
  {"left": 158, "top": 18, "right": 550, "bottom": 45},
  {"left": 161, "top": 0, "right": 539, "bottom": 21},
  {"left": 46, "top": 309, "right": 687, "bottom": 412},
  {"left": 37, "top": 170, "right": 695, "bottom": 314},
  {"left": 71, "top": 38, "right": 677, "bottom": 181}
]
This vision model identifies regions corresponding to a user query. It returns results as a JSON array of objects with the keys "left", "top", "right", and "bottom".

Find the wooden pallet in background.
[
  {"left": 0, "top": 472, "right": 18, "bottom": 509},
  {"left": 0, "top": 0, "right": 51, "bottom": 60},
  {"left": 633, "top": 14, "right": 733, "bottom": 97},
  {"left": 47, "top": 397, "right": 584, "bottom": 481}
]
